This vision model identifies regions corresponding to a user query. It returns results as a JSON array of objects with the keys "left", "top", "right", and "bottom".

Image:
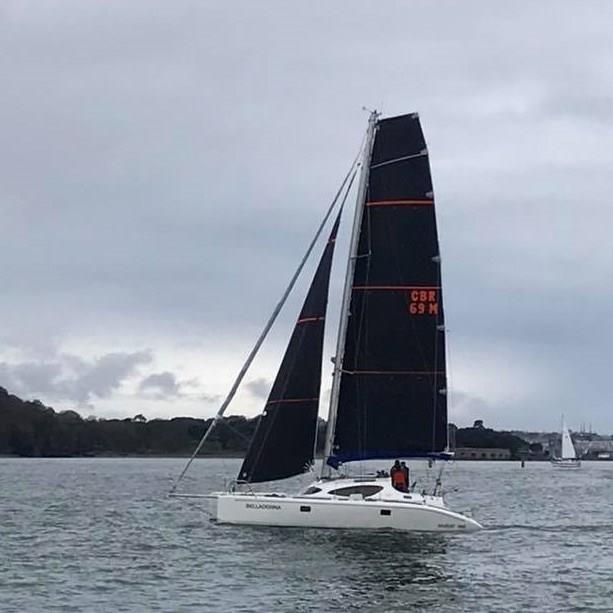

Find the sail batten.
[
  {"left": 327, "top": 113, "right": 448, "bottom": 468},
  {"left": 237, "top": 212, "right": 342, "bottom": 484}
]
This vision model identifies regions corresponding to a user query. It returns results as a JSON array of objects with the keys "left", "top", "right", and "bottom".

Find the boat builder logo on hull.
[{"left": 245, "top": 502, "right": 281, "bottom": 510}]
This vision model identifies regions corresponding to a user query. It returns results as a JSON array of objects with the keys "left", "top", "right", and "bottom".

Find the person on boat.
[
  {"left": 390, "top": 460, "right": 406, "bottom": 491},
  {"left": 400, "top": 461, "right": 410, "bottom": 491}
]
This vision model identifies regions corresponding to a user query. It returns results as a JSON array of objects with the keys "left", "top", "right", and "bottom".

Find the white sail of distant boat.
[
  {"left": 551, "top": 417, "right": 581, "bottom": 468},
  {"left": 561, "top": 424, "right": 576, "bottom": 459},
  {"left": 170, "top": 111, "right": 482, "bottom": 532}
]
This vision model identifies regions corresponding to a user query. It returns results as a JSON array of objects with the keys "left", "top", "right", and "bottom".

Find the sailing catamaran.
[
  {"left": 171, "top": 111, "right": 482, "bottom": 532},
  {"left": 551, "top": 418, "right": 581, "bottom": 468}
]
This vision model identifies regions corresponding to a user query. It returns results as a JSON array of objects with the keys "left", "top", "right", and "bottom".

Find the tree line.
[
  {"left": 0, "top": 386, "right": 328, "bottom": 457},
  {"left": 0, "top": 386, "right": 528, "bottom": 457}
]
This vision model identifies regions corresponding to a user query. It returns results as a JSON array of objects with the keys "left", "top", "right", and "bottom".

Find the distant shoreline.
[
  {"left": 6, "top": 386, "right": 611, "bottom": 461},
  {"left": 2, "top": 454, "right": 608, "bottom": 461}
]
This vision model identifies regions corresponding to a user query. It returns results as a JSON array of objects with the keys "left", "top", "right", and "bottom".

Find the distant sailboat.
[
  {"left": 551, "top": 418, "right": 581, "bottom": 468},
  {"left": 171, "top": 111, "right": 482, "bottom": 532}
]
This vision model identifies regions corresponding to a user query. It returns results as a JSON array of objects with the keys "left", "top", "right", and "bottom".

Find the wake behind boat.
[{"left": 171, "top": 111, "right": 483, "bottom": 533}]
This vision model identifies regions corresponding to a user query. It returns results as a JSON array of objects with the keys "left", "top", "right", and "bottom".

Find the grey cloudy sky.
[{"left": 2, "top": 1, "right": 613, "bottom": 431}]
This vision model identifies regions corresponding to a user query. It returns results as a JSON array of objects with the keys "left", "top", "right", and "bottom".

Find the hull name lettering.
[{"left": 245, "top": 503, "right": 281, "bottom": 510}]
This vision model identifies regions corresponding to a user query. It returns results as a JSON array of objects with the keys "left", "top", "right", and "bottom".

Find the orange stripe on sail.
[
  {"left": 352, "top": 285, "right": 440, "bottom": 291},
  {"left": 296, "top": 316, "right": 325, "bottom": 324},
  {"left": 343, "top": 370, "right": 445, "bottom": 375},
  {"left": 366, "top": 199, "right": 433, "bottom": 207},
  {"left": 266, "top": 397, "right": 319, "bottom": 405}
]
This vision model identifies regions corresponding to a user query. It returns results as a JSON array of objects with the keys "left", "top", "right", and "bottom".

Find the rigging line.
[
  {"left": 217, "top": 418, "right": 253, "bottom": 444},
  {"left": 431, "top": 255, "right": 442, "bottom": 451},
  {"left": 337, "top": 124, "right": 377, "bottom": 474},
  {"left": 369, "top": 150, "right": 427, "bottom": 170},
  {"left": 356, "top": 176, "right": 374, "bottom": 473},
  {"left": 322, "top": 112, "right": 379, "bottom": 476},
  {"left": 446, "top": 325, "right": 456, "bottom": 452},
  {"left": 310, "top": 179, "right": 357, "bottom": 465},
  {"left": 244, "top": 170, "right": 356, "bottom": 482},
  {"left": 169, "top": 143, "right": 365, "bottom": 495}
]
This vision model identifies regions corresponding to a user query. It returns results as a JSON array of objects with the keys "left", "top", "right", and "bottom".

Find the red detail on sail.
[
  {"left": 342, "top": 370, "right": 445, "bottom": 375},
  {"left": 352, "top": 285, "right": 441, "bottom": 291},
  {"left": 366, "top": 199, "right": 433, "bottom": 207},
  {"left": 266, "top": 398, "right": 319, "bottom": 405},
  {"left": 296, "top": 316, "right": 325, "bottom": 324}
]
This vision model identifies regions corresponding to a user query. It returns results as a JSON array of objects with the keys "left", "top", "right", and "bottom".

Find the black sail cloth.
[
  {"left": 328, "top": 113, "right": 448, "bottom": 468},
  {"left": 238, "top": 213, "right": 341, "bottom": 483}
]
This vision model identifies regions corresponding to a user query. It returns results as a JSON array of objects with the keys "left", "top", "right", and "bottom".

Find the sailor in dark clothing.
[{"left": 400, "top": 461, "right": 410, "bottom": 492}]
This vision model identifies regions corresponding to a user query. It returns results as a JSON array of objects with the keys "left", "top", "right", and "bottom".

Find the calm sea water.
[{"left": 1, "top": 458, "right": 612, "bottom": 612}]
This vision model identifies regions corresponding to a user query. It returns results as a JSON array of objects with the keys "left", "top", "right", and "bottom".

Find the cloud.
[
  {"left": 0, "top": 350, "right": 152, "bottom": 406},
  {"left": 449, "top": 391, "right": 497, "bottom": 428},
  {"left": 0, "top": 361, "right": 63, "bottom": 396},
  {"left": 201, "top": 392, "right": 222, "bottom": 404},
  {"left": 2, "top": 1, "right": 613, "bottom": 429},
  {"left": 139, "top": 371, "right": 181, "bottom": 398},
  {"left": 245, "top": 378, "right": 272, "bottom": 401}
]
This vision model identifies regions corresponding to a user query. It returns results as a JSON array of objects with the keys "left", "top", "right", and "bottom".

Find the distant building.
[
  {"left": 454, "top": 447, "right": 511, "bottom": 460},
  {"left": 575, "top": 438, "right": 613, "bottom": 458}
]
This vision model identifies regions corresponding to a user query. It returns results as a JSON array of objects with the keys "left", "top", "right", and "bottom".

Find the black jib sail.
[
  {"left": 327, "top": 113, "right": 447, "bottom": 468},
  {"left": 238, "top": 213, "right": 341, "bottom": 483}
]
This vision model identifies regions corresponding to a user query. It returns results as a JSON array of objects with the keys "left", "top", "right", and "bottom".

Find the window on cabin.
[{"left": 328, "top": 485, "right": 383, "bottom": 498}]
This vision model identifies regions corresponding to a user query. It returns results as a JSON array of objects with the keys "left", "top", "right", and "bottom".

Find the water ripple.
[{"left": 1, "top": 458, "right": 612, "bottom": 611}]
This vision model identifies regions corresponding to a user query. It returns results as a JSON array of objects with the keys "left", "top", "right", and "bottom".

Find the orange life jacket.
[{"left": 392, "top": 469, "right": 406, "bottom": 486}]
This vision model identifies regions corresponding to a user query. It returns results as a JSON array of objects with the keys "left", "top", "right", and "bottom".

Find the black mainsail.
[
  {"left": 327, "top": 113, "right": 448, "bottom": 468},
  {"left": 238, "top": 213, "right": 341, "bottom": 483}
]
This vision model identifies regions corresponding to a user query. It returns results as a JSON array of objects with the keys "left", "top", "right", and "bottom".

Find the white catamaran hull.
[{"left": 209, "top": 478, "right": 482, "bottom": 533}]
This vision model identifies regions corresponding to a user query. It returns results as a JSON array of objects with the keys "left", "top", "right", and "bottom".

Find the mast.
[
  {"left": 324, "top": 112, "right": 448, "bottom": 468},
  {"left": 321, "top": 110, "right": 379, "bottom": 476}
]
